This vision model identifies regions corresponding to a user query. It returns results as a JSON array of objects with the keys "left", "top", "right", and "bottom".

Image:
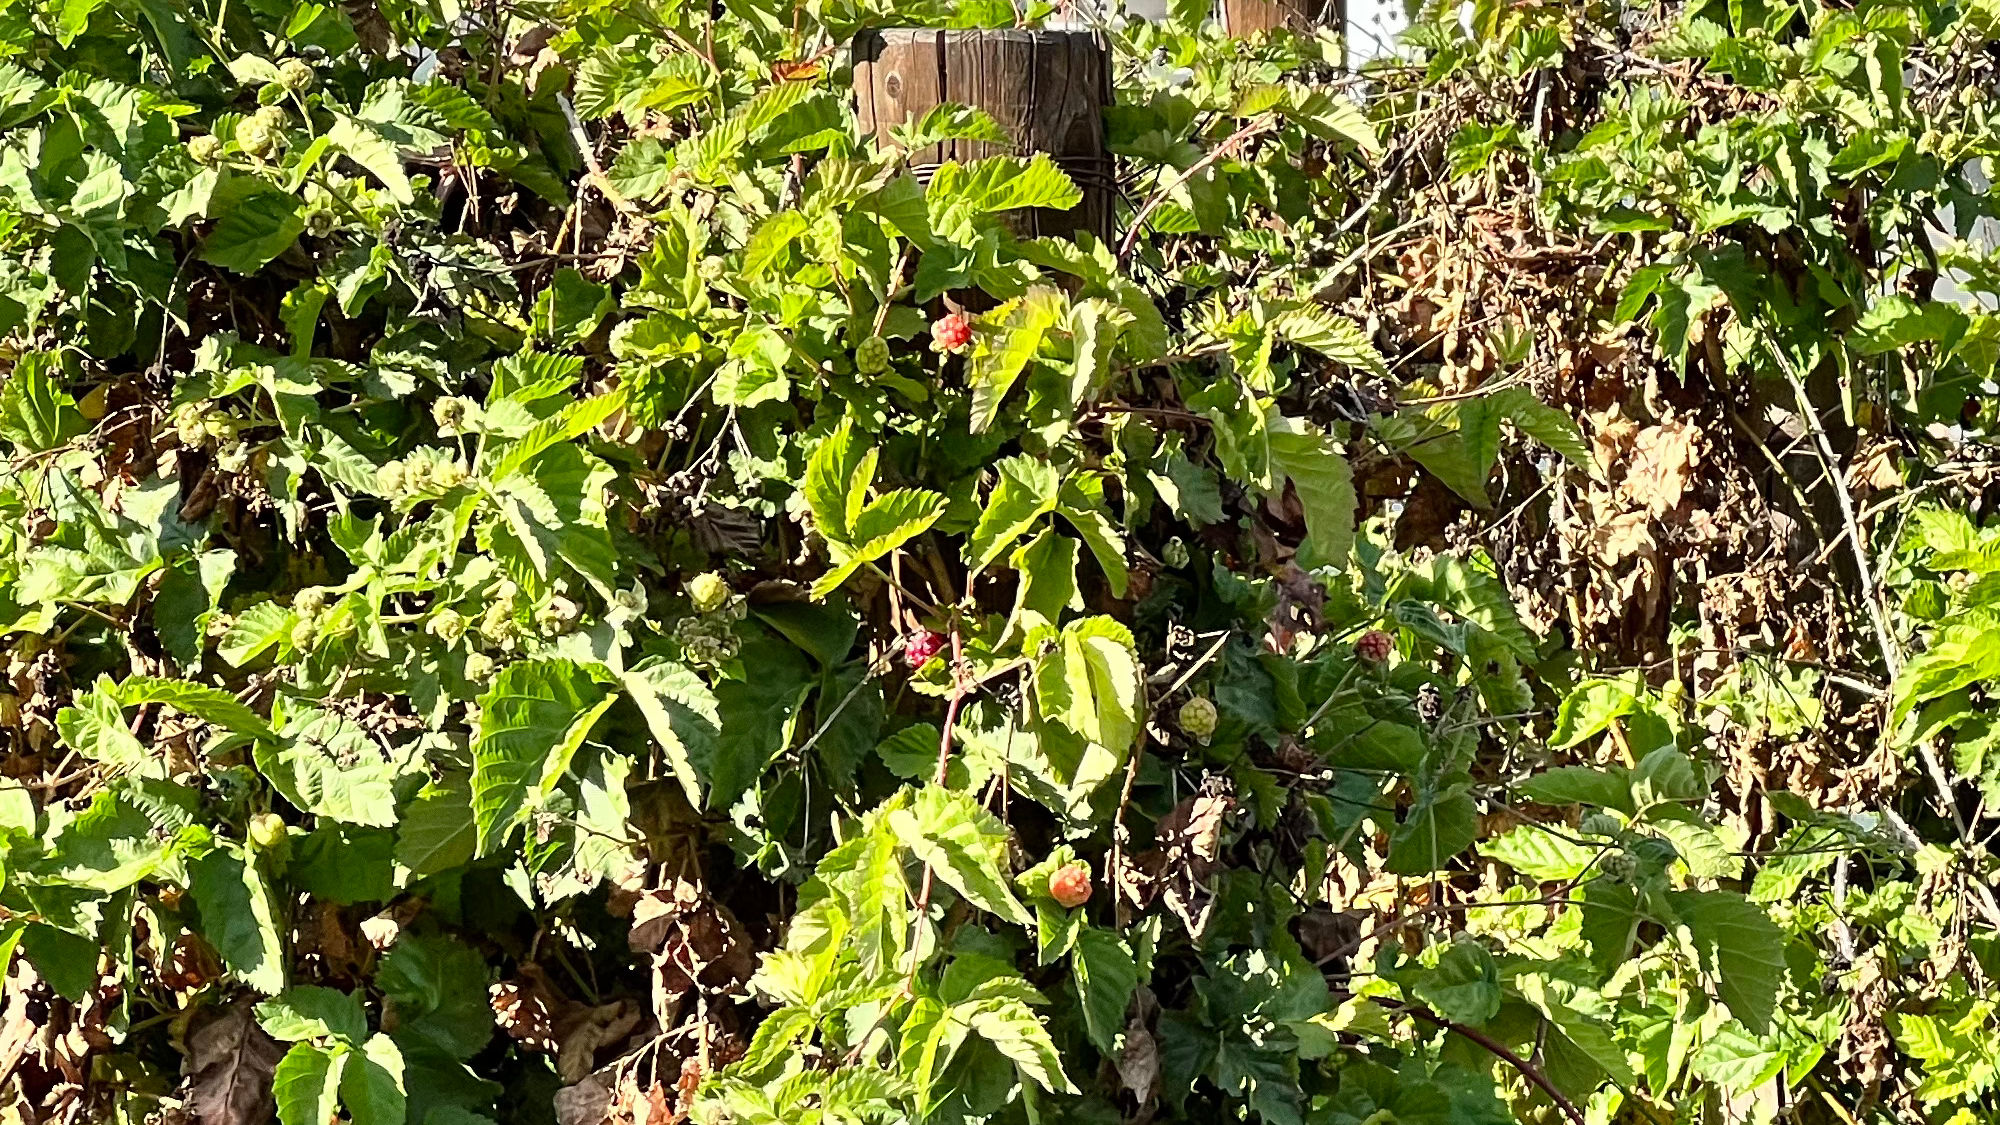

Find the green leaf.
[
  {"left": 1384, "top": 783, "right": 1478, "bottom": 875},
  {"left": 395, "top": 777, "right": 477, "bottom": 878},
  {"left": 482, "top": 387, "right": 626, "bottom": 483},
  {"left": 705, "top": 634, "right": 814, "bottom": 809},
  {"left": 326, "top": 113, "right": 415, "bottom": 203},
  {"left": 273, "top": 1042, "right": 346, "bottom": 1125},
  {"left": 891, "top": 103, "right": 1010, "bottom": 150},
  {"left": 1034, "top": 616, "right": 1142, "bottom": 757},
  {"left": 930, "top": 154, "right": 1082, "bottom": 220},
  {"left": 1848, "top": 295, "right": 1969, "bottom": 354},
  {"left": 818, "top": 811, "right": 908, "bottom": 977},
  {"left": 1055, "top": 479, "right": 1129, "bottom": 598},
  {"left": 293, "top": 823, "right": 396, "bottom": 903},
  {"left": 1480, "top": 826, "right": 1597, "bottom": 881},
  {"left": 190, "top": 846, "right": 287, "bottom": 995},
  {"left": 1407, "top": 939, "right": 1501, "bottom": 1026},
  {"left": 743, "top": 211, "right": 808, "bottom": 279},
  {"left": 1007, "top": 530, "right": 1080, "bottom": 638},
  {"left": 1267, "top": 416, "right": 1355, "bottom": 569},
  {"left": 1669, "top": 890, "right": 1785, "bottom": 1033},
  {"left": 967, "top": 287, "right": 1066, "bottom": 433},
  {"left": 1072, "top": 928, "right": 1138, "bottom": 1054},
  {"left": 112, "top": 675, "right": 272, "bottom": 739},
  {"left": 257, "top": 986, "right": 369, "bottom": 1043},
  {"left": 471, "top": 659, "right": 611, "bottom": 855},
  {"left": 1285, "top": 88, "right": 1383, "bottom": 158},
  {"left": 378, "top": 934, "right": 494, "bottom": 1060},
  {"left": 340, "top": 1036, "right": 406, "bottom": 1125},
  {"left": 0, "top": 352, "right": 86, "bottom": 453},
  {"left": 200, "top": 192, "right": 305, "bottom": 274},
  {"left": 1487, "top": 386, "right": 1593, "bottom": 472},
  {"left": 1633, "top": 745, "right": 1703, "bottom": 805},
  {"left": 958, "top": 988, "right": 1077, "bottom": 1095},
  {"left": 20, "top": 926, "right": 95, "bottom": 999},
  {"left": 736, "top": 1006, "right": 815, "bottom": 1077},
  {"left": 257, "top": 708, "right": 401, "bottom": 827},
  {"left": 1552, "top": 677, "right": 1641, "bottom": 748},
  {"left": 802, "top": 417, "right": 872, "bottom": 546},
  {"left": 1429, "top": 555, "right": 1538, "bottom": 661},
  {"left": 219, "top": 602, "right": 295, "bottom": 667},
  {"left": 1650, "top": 808, "right": 1744, "bottom": 880},
  {"left": 44, "top": 789, "right": 178, "bottom": 891},
  {"left": 56, "top": 680, "right": 153, "bottom": 774},
  {"left": 967, "top": 456, "right": 1061, "bottom": 573},
  {"left": 888, "top": 786, "right": 1033, "bottom": 926},
  {"left": 1269, "top": 304, "right": 1387, "bottom": 376},
  {"left": 813, "top": 489, "right": 948, "bottom": 599},
  {"left": 1519, "top": 765, "right": 1634, "bottom": 813},
  {"left": 619, "top": 660, "right": 722, "bottom": 809}
]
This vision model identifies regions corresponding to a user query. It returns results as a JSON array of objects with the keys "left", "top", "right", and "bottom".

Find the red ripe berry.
[
  {"left": 904, "top": 629, "right": 946, "bottom": 666},
  {"left": 932, "top": 311, "right": 973, "bottom": 352},
  {"left": 1048, "top": 862, "right": 1092, "bottom": 909},
  {"left": 1355, "top": 629, "right": 1394, "bottom": 663}
]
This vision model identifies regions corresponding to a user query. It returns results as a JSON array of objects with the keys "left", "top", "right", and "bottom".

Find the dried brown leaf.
[{"left": 187, "top": 1000, "right": 281, "bottom": 1125}]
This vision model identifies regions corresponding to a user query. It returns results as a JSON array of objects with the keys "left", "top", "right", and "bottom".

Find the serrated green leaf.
[
  {"left": 619, "top": 660, "right": 722, "bottom": 809},
  {"left": 190, "top": 846, "right": 287, "bottom": 995},
  {"left": 1034, "top": 616, "right": 1141, "bottom": 757},
  {"left": 812, "top": 489, "right": 947, "bottom": 599},
  {"left": 258, "top": 986, "right": 369, "bottom": 1044},
  {"left": 273, "top": 1042, "right": 346, "bottom": 1125},
  {"left": 340, "top": 1035, "right": 405, "bottom": 1125},
  {"left": 967, "top": 287, "right": 1066, "bottom": 433},
  {"left": 200, "top": 191, "right": 305, "bottom": 274},
  {"left": 1072, "top": 928, "right": 1137, "bottom": 1054},
  {"left": 888, "top": 786, "right": 1032, "bottom": 926},
  {"left": 1267, "top": 416, "right": 1355, "bottom": 569},
  {"left": 967, "top": 456, "right": 1061, "bottom": 573},
  {"left": 1481, "top": 826, "right": 1597, "bottom": 881},
  {"left": 470, "top": 659, "right": 610, "bottom": 855},
  {"left": 1670, "top": 890, "right": 1785, "bottom": 1033}
]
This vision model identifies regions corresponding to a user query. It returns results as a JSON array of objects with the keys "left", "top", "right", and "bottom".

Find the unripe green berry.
[
  {"left": 432, "top": 396, "right": 470, "bottom": 433},
  {"left": 688, "top": 572, "right": 731, "bottom": 614},
  {"left": 427, "top": 608, "right": 467, "bottom": 644},
  {"left": 855, "top": 335, "right": 891, "bottom": 375},
  {"left": 172, "top": 402, "right": 211, "bottom": 446},
  {"left": 187, "top": 134, "right": 224, "bottom": 166},
  {"left": 479, "top": 602, "right": 517, "bottom": 643},
  {"left": 292, "top": 587, "right": 327, "bottom": 616},
  {"left": 277, "top": 59, "right": 315, "bottom": 93},
  {"left": 374, "top": 460, "right": 406, "bottom": 497},
  {"left": 1178, "top": 696, "right": 1218, "bottom": 744},
  {"left": 248, "top": 812, "right": 288, "bottom": 850},
  {"left": 234, "top": 112, "right": 283, "bottom": 160}
]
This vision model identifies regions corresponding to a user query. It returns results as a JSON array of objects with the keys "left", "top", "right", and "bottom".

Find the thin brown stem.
[{"left": 1373, "top": 999, "right": 1587, "bottom": 1125}]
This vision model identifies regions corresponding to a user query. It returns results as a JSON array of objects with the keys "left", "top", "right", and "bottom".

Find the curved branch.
[{"left": 1371, "top": 998, "right": 1587, "bottom": 1125}]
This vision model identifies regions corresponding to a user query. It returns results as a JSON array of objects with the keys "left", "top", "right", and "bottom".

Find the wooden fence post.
[
  {"left": 1217, "top": 0, "right": 1345, "bottom": 36},
  {"left": 852, "top": 28, "right": 1114, "bottom": 242}
]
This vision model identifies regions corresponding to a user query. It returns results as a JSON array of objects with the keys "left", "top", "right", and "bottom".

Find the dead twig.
[{"left": 1373, "top": 998, "right": 1588, "bottom": 1125}]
